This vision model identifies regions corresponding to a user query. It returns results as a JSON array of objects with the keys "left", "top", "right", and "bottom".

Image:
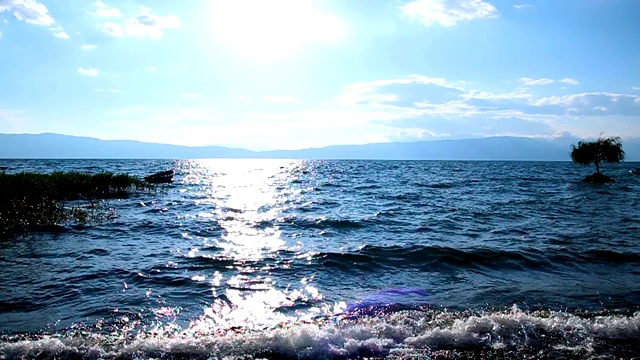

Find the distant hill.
[
  {"left": 261, "top": 137, "right": 571, "bottom": 160},
  {"left": 0, "top": 133, "right": 257, "bottom": 159},
  {"left": 1, "top": 133, "right": 639, "bottom": 160}
]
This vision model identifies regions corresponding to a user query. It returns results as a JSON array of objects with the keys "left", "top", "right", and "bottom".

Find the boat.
[
  {"left": 144, "top": 169, "right": 175, "bottom": 184},
  {"left": 631, "top": 168, "right": 640, "bottom": 175}
]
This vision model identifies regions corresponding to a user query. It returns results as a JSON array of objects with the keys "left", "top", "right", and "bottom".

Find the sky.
[{"left": 0, "top": 0, "right": 639, "bottom": 151}]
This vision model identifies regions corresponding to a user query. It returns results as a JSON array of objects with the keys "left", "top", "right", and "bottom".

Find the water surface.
[{"left": 1, "top": 159, "right": 639, "bottom": 359}]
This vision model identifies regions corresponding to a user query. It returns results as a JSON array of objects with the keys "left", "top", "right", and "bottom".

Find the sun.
[{"left": 209, "top": 0, "right": 345, "bottom": 60}]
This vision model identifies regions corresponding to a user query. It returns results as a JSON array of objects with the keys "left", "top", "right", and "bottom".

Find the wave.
[
  {"left": 170, "top": 244, "right": 640, "bottom": 275},
  {"left": 318, "top": 245, "right": 640, "bottom": 272},
  {"left": 577, "top": 249, "right": 640, "bottom": 263},
  {"left": 270, "top": 217, "right": 368, "bottom": 231},
  {"left": 1, "top": 306, "right": 638, "bottom": 359}
]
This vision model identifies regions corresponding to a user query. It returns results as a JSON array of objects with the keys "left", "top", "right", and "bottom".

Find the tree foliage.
[{"left": 570, "top": 136, "right": 625, "bottom": 174}]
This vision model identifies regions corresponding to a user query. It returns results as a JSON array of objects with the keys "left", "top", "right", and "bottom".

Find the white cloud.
[
  {"left": 520, "top": 77, "right": 554, "bottom": 86},
  {"left": 0, "top": 0, "right": 54, "bottom": 25},
  {"left": 401, "top": 0, "right": 498, "bottom": 27},
  {"left": 78, "top": 67, "right": 99, "bottom": 76},
  {"left": 326, "top": 75, "right": 640, "bottom": 143},
  {"left": 518, "top": 77, "right": 578, "bottom": 87},
  {"left": 102, "top": 22, "right": 124, "bottom": 36},
  {"left": 460, "top": 89, "right": 531, "bottom": 101},
  {"left": 560, "top": 78, "right": 580, "bottom": 85},
  {"left": 513, "top": 4, "right": 533, "bottom": 9},
  {"left": 81, "top": 44, "right": 97, "bottom": 49},
  {"left": 93, "top": 0, "right": 122, "bottom": 17},
  {"left": 414, "top": 90, "right": 640, "bottom": 119},
  {"left": 52, "top": 30, "right": 69, "bottom": 39},
  {"left": 145, "top": 65, "right": 157, "bottom": 72},
  {"left": 631, "top": 86, "right": 640, "bottom": 91},
  {"left": 100, "top": 6, "right": 180, "bottom": 39},
  {"left": 338, "top": 74, "right": 464, "bottom": 106},
  {"left": 533, "top": 92, "right": 640, "bottom": 116},
  {"left": 125, "top": 13, "right": 180, "bottom": 39},
  {"left": 0, "top": 0, "right": 70, "bottom": 38}
]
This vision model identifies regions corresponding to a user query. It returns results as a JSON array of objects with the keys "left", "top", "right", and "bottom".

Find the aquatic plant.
[
  {"left": 570, "top": 136, "right": 624, "bottom": 182},
  {"left": 0, "top": 171, "right": 150, "bottom": 235}
]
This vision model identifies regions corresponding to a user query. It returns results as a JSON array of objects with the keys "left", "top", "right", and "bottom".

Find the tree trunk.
[{"left": 595, "top": 161, "right": 600, "bottom": 174}]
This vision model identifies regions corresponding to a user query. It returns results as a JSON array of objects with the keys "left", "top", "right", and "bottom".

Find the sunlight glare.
[{"left": 210, "top": 0, "right": 345, "bottom": 59}]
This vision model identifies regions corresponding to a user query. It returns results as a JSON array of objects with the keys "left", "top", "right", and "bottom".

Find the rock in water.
[{"left": 582, "top": 172, "right": 614, "bottom": 183}]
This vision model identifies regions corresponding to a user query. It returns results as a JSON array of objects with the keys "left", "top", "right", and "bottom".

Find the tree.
[{"left": 570, "top": 136, "right": 625, "bottom": 181}]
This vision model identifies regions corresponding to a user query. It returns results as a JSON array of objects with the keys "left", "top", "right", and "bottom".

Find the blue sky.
[{"left": 0, "top": 0, "right": 639, "bottom": 150}]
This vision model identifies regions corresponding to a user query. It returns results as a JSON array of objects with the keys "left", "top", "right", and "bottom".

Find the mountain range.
[{"left": 1, "top": 133, "right": 639, "bottom": 161}]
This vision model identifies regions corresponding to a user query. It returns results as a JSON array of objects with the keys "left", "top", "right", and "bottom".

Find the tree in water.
[{"left": 570, "top": 136, "right": 625, "bottom": 182}]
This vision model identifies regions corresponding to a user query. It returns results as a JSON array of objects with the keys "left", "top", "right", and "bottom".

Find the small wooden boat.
[{"left": 144, "top": 169, "right": 175, "bottom": 184}]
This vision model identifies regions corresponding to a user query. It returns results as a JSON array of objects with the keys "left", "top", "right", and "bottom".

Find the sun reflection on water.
[{"left": 176, "top": 159, "right": 329, "bottom": 330}]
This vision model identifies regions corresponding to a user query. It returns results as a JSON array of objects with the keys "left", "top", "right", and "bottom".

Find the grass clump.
[{"left": 0, "top": 171, "right": 151, "bottom": 235}]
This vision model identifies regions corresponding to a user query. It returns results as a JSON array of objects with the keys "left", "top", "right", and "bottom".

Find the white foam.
[{"left": 2, "top": 306, "right": 639, "bottom": 359}]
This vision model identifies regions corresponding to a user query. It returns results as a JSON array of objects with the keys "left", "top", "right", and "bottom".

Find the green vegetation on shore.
[{"left": 0, "top": 171, "right": 151, "bottom": 235}]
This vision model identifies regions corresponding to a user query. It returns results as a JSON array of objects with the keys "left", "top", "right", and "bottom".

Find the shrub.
[{"left": 0, "top": 171, "right": 151, "bottom": 235}]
